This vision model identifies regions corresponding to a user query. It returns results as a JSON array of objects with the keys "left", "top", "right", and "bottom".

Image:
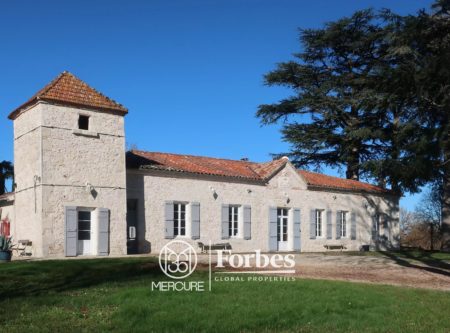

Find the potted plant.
[{"left": 0, "top": 235, "right": 13, "bottom": 262}]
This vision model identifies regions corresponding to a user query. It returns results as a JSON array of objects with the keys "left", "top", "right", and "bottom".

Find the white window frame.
[
  {"left": 173, "top": 202, "right": 187, "bottom": 237},
  {"left": 340, "top": 211, "right": 348, "bottom": 238},
  {"left": 228, "top": 205, "right": 240, "bottom": 238},
  {"left": 277, "top": 208, "right": 289, "bottom": 242},
  {"left": 315, "top": 209, "right": 323, "bottom": 237}
]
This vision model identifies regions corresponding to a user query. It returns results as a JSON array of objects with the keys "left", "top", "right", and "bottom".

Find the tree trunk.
[
  {"left": 346, "top": 146, "right": 360, "bottom": 180},
  {"left": 0, "top": 175, "right": 5, "bottom": 196},
  {"left": 441, "top": 122, "right": 450, "bottom": 250},
  {"left": 430, "top": 223, "right": 434, "bottom": 251}
]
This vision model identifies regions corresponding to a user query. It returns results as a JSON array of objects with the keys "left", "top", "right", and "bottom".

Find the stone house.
[{"left": 1, "top": 72, "right": 400, "bottom": 258}]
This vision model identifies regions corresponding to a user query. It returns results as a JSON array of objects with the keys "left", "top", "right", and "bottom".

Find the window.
[
  {"left": 78, "top": 115, "right": 89, "bottom": 130},
  {"left": 229, "top": 205, "right": 239, "bottom": 237},
  {"left": 340, "top": 211, "right": 347, "bottom": 238},
  {"left": 173, "top": 203, "right": 186, "bottom": 236},
  {"left": 78, "top": 211, "right": 91, "bottom": 240},
  {"left": 315, "top": 209, "right": 323, "bottom": 237},
  {"left": 277, "top": 208, "right": 288, "bottom": 242}
]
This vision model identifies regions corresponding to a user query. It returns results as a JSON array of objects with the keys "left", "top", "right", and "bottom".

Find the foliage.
[
  {"left": 256, "top": 0, "right": 449, "bottom": 197},
  {"left": 0, "top": 161, "right": 14, "bottom": 195},
  {"left": 0, "top": 235, "right": 12, "bottom": 252}
]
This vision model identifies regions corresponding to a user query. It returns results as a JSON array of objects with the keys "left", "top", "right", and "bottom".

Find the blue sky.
[{"left": 0, "top": 0, "right": 433, "bottom": 209}]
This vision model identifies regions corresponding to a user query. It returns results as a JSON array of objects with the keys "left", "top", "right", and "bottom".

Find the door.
[
  {"left": 127, "top": 199, "right": 138, "bottom": 254},
  {"left": 277, "top": 208, "right": 289, "bottom": 251},
  {"left": 77, "top": 210, "right": 91, "bottom": 255}
]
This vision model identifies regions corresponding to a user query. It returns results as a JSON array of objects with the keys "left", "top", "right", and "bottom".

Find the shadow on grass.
[
  {"left": 0, "top": 257, "right": 166, "bottom": 299},
  {"left": 379, "top": 251, "right": 450, "bottom": 278}
]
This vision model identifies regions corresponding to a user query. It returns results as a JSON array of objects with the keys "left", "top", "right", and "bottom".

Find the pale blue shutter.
[
  {"left": 309, "top": 209, "right": 316, "bottom": 239},
  {"left": 268, "top": 207, "right": 278, "bottom": 251},
  {"left": 372, "top": 215, "right": 378, "bottom": 240},
  {"left": 326, "top": 210, "right": 332, "bottom": 239},
  {"left": 293, "top": 208, "right": 301, "bottom": 251},
  {"left": 350, "top": 212, "right": 357, "bottom": 240},
  {"left": 336, "top": 211, "right": 341, "bottom": 240},
  {"left": 165, "top": 202, "right": 174, "bottom": 239},
  {"left": 191, "top": 202, "right": 200, "bottom": 240},
  {"left": 65, "top": 206, "right": 78, "bottom": 257},
  {"left": 98, "top": 208, "right": 110, "bottom": 256},
  {"left": 221, "top": 205, "right": 229, "bottom": 239},
  {"left": 243, "top": 205, "right": 251, "bottom": 240}
]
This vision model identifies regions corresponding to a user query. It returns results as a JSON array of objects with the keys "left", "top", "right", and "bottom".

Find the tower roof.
[{"left": 8, "top": 71, "right": 128, "bottom": 119}]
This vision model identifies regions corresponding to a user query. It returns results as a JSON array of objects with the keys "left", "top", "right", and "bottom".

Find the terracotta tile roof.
[
  {"left": 298, "top": 170, "right": 390, "bottom": 194},
  {"left": 127, "top": 150, "right": 391, "bottom": 194},
  {"left": 9, "top": 71, "right": 128, "bottom": 119},
  {"left": 127, "top": 150, "right": 281, "bottom": 181}
]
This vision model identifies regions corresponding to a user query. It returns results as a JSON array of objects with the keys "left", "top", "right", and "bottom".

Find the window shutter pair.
[
  {"left": 164, "top": 202, "right": 200, "bottom": 239},
  {"left": 65, "top": 206, "right": 109, "bottom": 257},
  {"left": 221, "top": 205, "right": 251, "bottom": 240}
]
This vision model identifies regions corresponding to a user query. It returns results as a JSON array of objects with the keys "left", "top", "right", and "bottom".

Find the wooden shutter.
[
  {"left": 336, "top": 211, "right": 342, "bottom": 240},
  {"left": 243, "top": 205, "right": 251, "bottom": 240},
  {"left": 221, "top": 204, "right": 230, "bottom": 239},
  {"left": 98, "top": 208, "right": 110, "bottom": 256},
  {"left": 350, "top": 212, "right": 357, "bottom": 240},
  {"left": 326, "top": 210, "right": 332, "bottom": 239},
  {"left": 165, "top": 202, "right": 174, "bottom": 239},
  {"left": 65, "top": 206, "right": 78, "bottom": 257},
  {"left": 268, "top": 207, "right": 278, "bottom": 251},
  {"left": 293, "top": 208, "right": 301, "bottom": 251},
  {"left": 309, "top": 209, "right": 316, "bottom": 239},
  {"left": 191, "top": 202, "right": 200, "bottom": 240}
]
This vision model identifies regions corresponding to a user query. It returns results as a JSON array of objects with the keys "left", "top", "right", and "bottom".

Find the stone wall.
[
  {"left": 127, "top": 163, "right": 399, "bottom": 254},
  {"left": 12, "top": 102, "right": 127, "bottom": 257}
]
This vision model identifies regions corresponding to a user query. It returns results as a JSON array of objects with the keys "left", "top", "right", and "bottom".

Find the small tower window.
[{"left": 78, "top": 115, "right": 89, "bottom": 130}]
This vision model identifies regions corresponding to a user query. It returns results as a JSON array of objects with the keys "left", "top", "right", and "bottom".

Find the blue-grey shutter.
[
  {"left": 293, "top": 208, "right": 301, "bottom": 251},
  {"left": 98, "top": 208, "right": 110, "bottom": 256},
  {"left": 65, "top": 206, "right": 78, "bottom": 257},
  {"left": 269, "top": 207, "right": 278, "bottom": 251},
  {"left": 309, "top": 209, "right": 316, "bottom": 239},
  {"left": 243, "top": 205, "right": 251, "bottom": 240},
  {"left": 165, "top": 202, "right": 174, "bottom": 239},
  {"left": 326, "top": 210, "right": 332, "bottom": 239},
  {"left": 191, "top": 202, "right": 200, "bottom": 240},
  {"left": 336, "top": 211, "right": 342, "bottom": 240},
  {"left": 221, "top": 204, "right": 230, "bottom": 239},
  {"left": 372, "top": 215, "right": 378, "bottom": 240},
  {"left": 350, "top": 212, "right": 357, "bottom": 240}
]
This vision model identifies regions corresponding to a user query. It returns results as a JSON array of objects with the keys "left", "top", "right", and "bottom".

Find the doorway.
[
  {"left": 127, "top": 199, "right": 138, "bottom": 254},
  {"left": 77, "top": 210, "right": 91, "bottom": 255}
]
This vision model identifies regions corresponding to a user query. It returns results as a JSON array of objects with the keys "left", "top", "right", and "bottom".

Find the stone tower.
[{"left": 9, "top": 71, "right": 128, "bottom": 257}]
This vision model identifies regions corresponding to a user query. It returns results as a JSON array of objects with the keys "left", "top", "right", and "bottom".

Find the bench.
[
  {"left": 323, "top": 244, "right": 345, "bottom": 251},
  {"left": 11, "top": 240, "right": 33, "bottom": 256},
  {"left": 198, "top": 242, "right": 231, "bottom": 253}
]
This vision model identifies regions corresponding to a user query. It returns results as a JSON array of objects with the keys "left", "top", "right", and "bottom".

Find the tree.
[
  {"left": 0, "top": 161, "right": 14, "bottom": 195},
  {"left": 257, "top": 10, "right": 387, "bottom": 181},
  {"left": 383, "top": 0, "right": 450, "bottom": 245},
  {"left": 415, "top": 187, "right": 442, "bottom": 250}
]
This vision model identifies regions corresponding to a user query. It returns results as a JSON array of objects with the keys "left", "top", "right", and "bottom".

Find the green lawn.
[{"left": 0, "top": 257, "right": 449, "bottom": 333}]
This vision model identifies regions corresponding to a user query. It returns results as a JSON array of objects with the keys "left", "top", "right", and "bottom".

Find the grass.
[{"left": 0, "top": 257, "right": 449, "bottom": 332}]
